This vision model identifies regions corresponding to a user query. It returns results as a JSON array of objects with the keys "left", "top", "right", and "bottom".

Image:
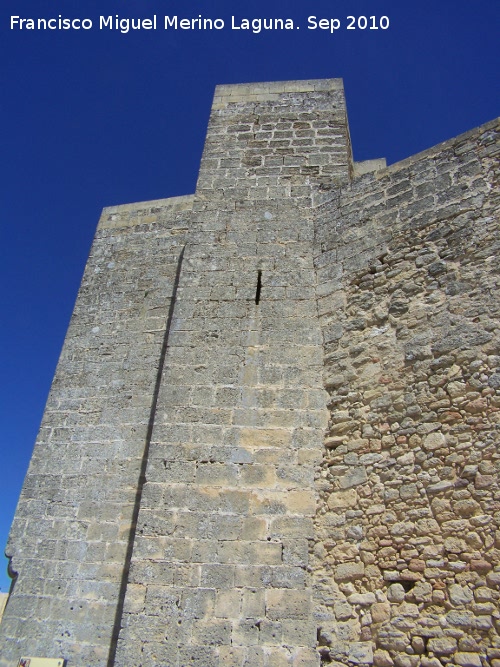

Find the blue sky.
[{"left": 0, "top": 0, "right": 499, "bottom": 592}]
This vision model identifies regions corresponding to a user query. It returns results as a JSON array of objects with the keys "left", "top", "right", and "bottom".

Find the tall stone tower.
[{"left": 1, "top": 80, "right": 499, "bottom": 667}]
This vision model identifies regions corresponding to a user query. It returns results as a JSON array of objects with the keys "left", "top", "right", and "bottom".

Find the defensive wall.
[{"left": 0, "top": 79, "right": 499, "bottom": 667}]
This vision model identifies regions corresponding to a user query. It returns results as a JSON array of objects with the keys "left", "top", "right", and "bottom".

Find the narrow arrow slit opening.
[{"left": 255, "top": 270, "right": 262, "bottom": 305}]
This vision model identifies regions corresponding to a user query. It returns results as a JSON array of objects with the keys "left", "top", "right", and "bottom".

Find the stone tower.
[{"left": 1, "top": 80, "right": 499, "bottom": 667}]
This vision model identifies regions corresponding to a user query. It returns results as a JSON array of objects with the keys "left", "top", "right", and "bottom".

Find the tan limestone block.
[
  {"left": 217, "top": 646, "right": 246, "bottom": 666},
  {"left": 327, "top": 489, "right": 358, "bottom": 509},
  {"left": 241, "top": 516, "right": 268, "bottom": 540},
  {"left": 240, "top": 464, "right": 277, "bottom": 487},
  {"left": 335, "top": 561, "right": 365, "bottom": 581},
  {"left": 240, "top": 428, "right": 291, "bottom": 448},
  {"left": 265, "top": 647, "right": 292, "bottom": 667},
  {"left": 122, "top": 584, "right": 146, "bottom": 614},
  {"left": 215, "top": 589, "right": 241, "bottom": 618},
  {"left": 297, "top": 448, "right": 323, "bottom": 465},
  {"left": 242, "top": 588, "right": 265, "bottom": 618},
  {"left": 249, "top": 491, "right": 288, "bottom": 516},
  {"left": 287, "top": 490, "right": 316, "bottom": 515},
  {"left": 266, "top": 589, "right": 312, "bottom": 620},
  {"left": 249, "top": 541, "right": 283, "bottom": 565},
  {"left": 291, "top": 646, "right": 320, "bottom": 666}
]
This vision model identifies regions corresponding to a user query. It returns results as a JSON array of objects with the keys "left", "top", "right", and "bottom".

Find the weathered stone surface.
[
  {"left": 348, "top": 642, "right": 374, "bottom": 664},
  {"left": 313, "top": 95, "right": 499, "bottom": 667},
  {"left": 1, "top": 78, "right": 499, "bottom": 667},
  {"left": 387, "top": 583, "right": 406, "bottom": 603},
  {"left": 348, "top": 593, "right": 376, "bottom": 605},
  {"left": 448, "top": 584, "right": 474, "bottom": 606},
  {"left": 423, "top": 432, "right": 446, "bottom": 451},
  {"left": 454, "top": 653, "right": 482, "bottom": 667},
  {"left": 371, "top": 602, "right": 391, "bottom": 623},
  {"left": 335, "top": 562, "right": 365, "bottom": 581},
  {"left": 420, "top": 660, "right": 442, "bottom": 667},
  {"left": 393, "top": 657, "right": 419, "bottom": 667},
  {"left": 486, "top": 571, "right": 500, "bottom": 587},
  {"left": 373, "top": 650, "right": 394, "bottom": 667},
  {"left": 327, "top": 489, "right": 358, "bottom": 509},
  {"left": 428, "top": 637, "right": 458, "bottom": 655}
]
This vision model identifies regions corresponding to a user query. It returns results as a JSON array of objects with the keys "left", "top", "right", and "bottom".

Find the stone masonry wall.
[
  {"left": 114, "top": 80, "right": 351, "bottom": 667},
  {"left": 312, "top": 120, "right": 500, "bottom": 667},
  {"left": 0, "top": 196, "right": 191, "bottom": 664},
  {"left": 1, "top": 80, "right": 498, "bottom": 667}
]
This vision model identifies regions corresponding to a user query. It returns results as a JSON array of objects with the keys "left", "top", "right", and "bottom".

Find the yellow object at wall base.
[{"left": 18, "top": 659, "right": 65, "bottom": 667}]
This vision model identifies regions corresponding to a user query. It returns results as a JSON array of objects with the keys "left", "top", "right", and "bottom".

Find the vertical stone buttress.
[
  {"left": 113, "top": 80, "right": 353, "bottom": 667},
  {"left": 0, "top": 80, "right": 354, "bottom": 666},
  {"left": 0, "top": 196, "right": 192, "bottom": 664}
]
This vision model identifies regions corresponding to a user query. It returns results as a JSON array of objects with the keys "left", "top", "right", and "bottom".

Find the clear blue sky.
[{"left": 0, "top": 0, "right": 499, "bottom": 592}]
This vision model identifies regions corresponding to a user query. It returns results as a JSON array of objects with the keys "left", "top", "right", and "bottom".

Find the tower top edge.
[
  {"left": 101, "top": 193, "right": 195, "bottom": 216},
  {"left": 212, "top": 78, "right": 344, "bottom": 107}
]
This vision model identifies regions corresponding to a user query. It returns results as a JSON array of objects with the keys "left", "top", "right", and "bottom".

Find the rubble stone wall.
[{"left": 312, "top": 119, "right": 500, "bottom": 667}]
